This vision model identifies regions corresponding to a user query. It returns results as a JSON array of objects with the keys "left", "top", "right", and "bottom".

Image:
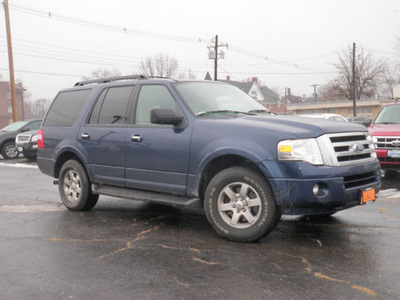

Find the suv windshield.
[
  {"left": 374, "top": 105, "right": 400, "bottom": 124},
  {"left": 175, "top": 82, "right": 271, "bottom": 116},
  {"left": 1, "top": 121, "right": 29, "bottom": 132}
]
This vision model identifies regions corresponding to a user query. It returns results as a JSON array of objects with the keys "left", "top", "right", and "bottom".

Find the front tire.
[
  {"left": 204, "top": 167, "right": 281, "bottom": 242},
  {"left": 59, "top": 160, "right": 99, "bottom": 211},
  {"left": 2, "top": 141, "right": 19, "bottom": 159}
]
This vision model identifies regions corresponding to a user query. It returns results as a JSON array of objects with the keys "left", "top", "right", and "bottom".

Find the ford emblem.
[
  {"left": 391, "top": 140, "right": 400, "bottom": 147},
  {"left": 351, "top": 143, "right": 365, "bottom": 152}
]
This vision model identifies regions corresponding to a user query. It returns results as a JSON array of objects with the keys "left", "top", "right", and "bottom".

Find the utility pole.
[
  {"left": 310, "top": 84, "right": 319, "bottom": 102},
  {"left": 214, "top": 35, "right": 218, "bottom": 81},
  {"left": 352, "top": 42, "right": 356, "bottom": 117},
  {"left": 207, "top": 35, "right": 228, "bottom": 81},
  {"left": 3, "top": 0, "right": 18, "bottom": 122},
  {"left": 284, "top": 88, "right": 287, "bottom": 115}
]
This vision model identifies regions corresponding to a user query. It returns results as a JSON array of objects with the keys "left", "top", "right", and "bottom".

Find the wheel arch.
[
  {"left": 0, "top": 138, "right": 16, "bottom": 150},
  {"left": 54, "top": 151, "right": 87, "bottom": 180},
  {"left": 198, "top": 154, "right": 267, "bottom": 204}
]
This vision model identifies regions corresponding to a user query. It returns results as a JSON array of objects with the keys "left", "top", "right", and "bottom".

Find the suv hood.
[
  {"left": 368, "top": 123, "right": 400, "bottom": 136},
  {"left": 198, "top": 115, "right": 367, "bottom": 139}
]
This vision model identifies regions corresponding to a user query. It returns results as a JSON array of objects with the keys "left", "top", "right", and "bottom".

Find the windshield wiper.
[
  {"left": 247, "top": 109, "right": 272, "bottom": 114},
  {"left": 197, "top": 110, "right": 253, "bottom": 117},
  {"left": 375, "top": 122, "right": 399, "bottom": 124}
]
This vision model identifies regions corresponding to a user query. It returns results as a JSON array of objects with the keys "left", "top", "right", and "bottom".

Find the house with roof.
[
  {"left": 0, "top": 81, "right": 25, "bottom": 128},
  {"left": 220, "top": 76, "right": 292, "bottom": 114},
  {"left": 219, "top": 76, "right": 264, "bottom": 103}
]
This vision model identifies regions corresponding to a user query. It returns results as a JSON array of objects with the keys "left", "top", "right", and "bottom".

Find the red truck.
[{"left": 368, "top": 102, "right": 400, "bottom": 171}]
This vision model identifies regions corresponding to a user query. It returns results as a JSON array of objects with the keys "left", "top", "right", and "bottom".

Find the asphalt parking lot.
[{"left": 0, "top": 157, "right": 399, "bottom": 299}]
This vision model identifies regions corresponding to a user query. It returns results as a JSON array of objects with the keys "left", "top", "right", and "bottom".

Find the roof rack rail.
[{"left": 74, "top": 74, "right": 150, "bottom": 86}]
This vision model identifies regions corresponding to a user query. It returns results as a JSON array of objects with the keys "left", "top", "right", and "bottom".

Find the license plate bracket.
[{"left": 360, "top": 187, "right": 375, "bottom": 205}]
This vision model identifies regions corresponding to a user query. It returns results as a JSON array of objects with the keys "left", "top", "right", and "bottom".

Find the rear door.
[
  {"left": 78, "top": 85, "right": 135, "bottom": 187},
  {"left": 124, "top": 84, "right": 191, "bottom": 195}
]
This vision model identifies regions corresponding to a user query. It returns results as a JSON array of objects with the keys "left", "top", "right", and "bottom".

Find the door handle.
[
  {"left": 131, "top": 134, "right": 143, "bottom": 142},
  {"left": 81, "top": 132, "right": 90, "bottom": 140}
]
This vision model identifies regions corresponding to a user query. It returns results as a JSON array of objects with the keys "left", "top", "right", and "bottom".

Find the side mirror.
[
  {"left": 363, "top": 119, "right": 372, "bottom": 127},
  {"left": 22, "top": 127, "right": 29, "bottom": 132},
  {"left": 150, "top": 108, "right": 183, "bottom": 125}
]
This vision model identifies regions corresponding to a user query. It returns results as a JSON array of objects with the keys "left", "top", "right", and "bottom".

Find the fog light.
[{"left": 312, "top": 184, "right": 320, "bottom": 195}]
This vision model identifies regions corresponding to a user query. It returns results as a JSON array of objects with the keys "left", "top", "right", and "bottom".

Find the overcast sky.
[{"left": 1, "top": 0, "right": 399, "bottom": 101}]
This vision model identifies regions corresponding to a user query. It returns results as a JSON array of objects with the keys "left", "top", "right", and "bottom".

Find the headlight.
[
  {"left": 366, "top": 134, "right": 375, "bottom": 148},
  {"left": 367, "top": 135, "right": 377, "bottom": 157},
  {"left": 31, "top": 134, "right": 39, "bottom": 143},
  {"left": 278, "top": 138, "right": 323, "bottom": 165}
]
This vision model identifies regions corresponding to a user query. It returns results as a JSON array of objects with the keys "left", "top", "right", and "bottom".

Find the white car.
[{"left": 298, "top": 113, "right": 348, "bottom": 122}]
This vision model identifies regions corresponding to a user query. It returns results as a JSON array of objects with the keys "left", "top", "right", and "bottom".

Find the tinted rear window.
[{"left": 44, "top": 89, "right": 92, "bottom": 126}]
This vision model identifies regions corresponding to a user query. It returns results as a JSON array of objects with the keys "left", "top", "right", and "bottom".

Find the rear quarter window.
[{"left": 43, "top": 89, "right": 92, "bottom": 126}]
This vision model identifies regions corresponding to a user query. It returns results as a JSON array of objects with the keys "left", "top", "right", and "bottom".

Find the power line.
[
  {"left": 0, "top": 67, "right": 82, "bottom": 78},
  {"left": 8, "top": 3, "right": 197, "bottom": 43},
  {"left": 6, "top": 2, "right": 347, "bottom": 72}
]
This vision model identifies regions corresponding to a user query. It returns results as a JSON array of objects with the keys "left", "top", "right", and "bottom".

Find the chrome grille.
[
  {"left": 373, "top": 136, "right": 400, "bottom": 150},
  {"left": 16, "top": 135, "right": 30, "bottom": 142},
  {"left": 317, "top": 132, "right": 377, "bottom": 166}
]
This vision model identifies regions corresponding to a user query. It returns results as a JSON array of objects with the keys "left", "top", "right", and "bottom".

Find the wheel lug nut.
[
  {"left": 232, "top": 204, "right": 236, "bottom": 208},
  {"left": 237, "top": 209, "right": 240, "bottom": 213}
]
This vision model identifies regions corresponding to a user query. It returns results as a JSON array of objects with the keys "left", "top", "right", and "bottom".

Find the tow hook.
[{"left": 53, "top": 180, "right": 59, "bottom": 185}]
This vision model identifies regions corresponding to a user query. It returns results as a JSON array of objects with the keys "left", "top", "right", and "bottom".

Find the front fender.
[{"left": 191, "top": 137, "right": 275, "bottom": 175}]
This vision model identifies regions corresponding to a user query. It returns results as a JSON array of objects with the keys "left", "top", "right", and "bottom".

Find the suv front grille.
[
  {"left": 373, "top": 136, "right": 400, "bottom": 150},
  {"left": 317, "top": 132, "right": 377, "bottom": 167},
  {"left": 16, "top": 135, "right": 30, "bottom": 142}
]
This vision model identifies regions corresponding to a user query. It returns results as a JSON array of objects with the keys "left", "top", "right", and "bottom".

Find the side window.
[
  {"left": 88, "top": 86, "right": 134, "bottom": 125},
  {"left": 44, "top": 89, "right": 92, "bottom": 126},
  {"left": 135, "top": 85, "right": 177, "bottom": 125}
]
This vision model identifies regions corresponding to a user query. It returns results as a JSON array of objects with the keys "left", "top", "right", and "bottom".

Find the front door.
[{"left": 125, "top": 84, "right": 191, "bottom": 195}]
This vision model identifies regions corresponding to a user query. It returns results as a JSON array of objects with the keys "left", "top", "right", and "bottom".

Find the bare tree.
[
  {"left": 139, "top": 54, "right": 178, "bottom": 78},
  {"left": 178, "top": 69, "right": 197, "bottom": 79},
  {"left": 24, "top": 98, "right": 51, "bottom": 119},
  {"left": 323, "top": 45, "right": 387, "bottom": 100},
  {"left": 82, "top": 67, "right": 121, "bottom": 80}
]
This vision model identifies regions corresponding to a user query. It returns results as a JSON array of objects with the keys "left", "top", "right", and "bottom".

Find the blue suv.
[{"left": 37, "top": 75, "right": 381, "bottom": 242}]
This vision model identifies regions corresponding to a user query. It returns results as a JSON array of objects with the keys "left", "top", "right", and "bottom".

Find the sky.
[{"left": 0, "top": 0, "right": 399, "bottom": 101}]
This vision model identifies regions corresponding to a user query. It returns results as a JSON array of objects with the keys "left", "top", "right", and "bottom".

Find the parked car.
[
  {"left": 0, "top": 119, "right": 42, "bottom": 159},
  {"left": 298, "top": 113, "right": 348, "bottom": 122},
  {"left": 368, "top": 102, "right": 400, "bottom": 171},
  {"left": 37, "top": 76, "right": 380, "bottom": 242},
  {"left": 15, "top": 129, "right": 40, "bottom": 160},
  {"left": 347, "top": 116, "right": 373, "bottom": 127}
]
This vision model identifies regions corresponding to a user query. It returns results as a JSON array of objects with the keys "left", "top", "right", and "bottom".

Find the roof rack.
[{"left": 74, "top": 74, "right": 150, "bottom": 86}]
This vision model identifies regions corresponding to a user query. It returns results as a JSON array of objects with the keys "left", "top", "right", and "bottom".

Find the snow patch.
[{"left": 0, "top": 162, "right": 38, "bottom": 169}]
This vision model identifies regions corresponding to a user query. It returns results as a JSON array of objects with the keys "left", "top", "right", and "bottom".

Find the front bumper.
[{"left": 260, "top": 160, "right": 381, "bottom": 215}]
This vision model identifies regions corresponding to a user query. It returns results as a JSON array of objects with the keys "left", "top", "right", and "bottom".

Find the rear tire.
[
  {"left": 204, "top": 167, "right": 281, "bottom": 242},
  {"left": 58, "top": 160, "right": 99, "bottom": 211}
]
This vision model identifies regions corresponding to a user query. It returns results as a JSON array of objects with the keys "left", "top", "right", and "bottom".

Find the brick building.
[{"left": 0, "top": 81, "right": 25, "bottom": 128}]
